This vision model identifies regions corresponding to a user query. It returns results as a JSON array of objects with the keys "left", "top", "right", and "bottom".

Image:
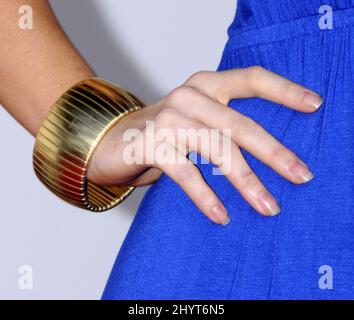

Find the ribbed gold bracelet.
[{"left": 33, "top": 78, "right": 144, "bottom": 212}]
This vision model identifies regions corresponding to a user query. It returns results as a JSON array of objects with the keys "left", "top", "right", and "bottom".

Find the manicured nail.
[
  {"left": 301, "top": 92, "right": 323, "bottom": 110},
  {"left": 258, "top": 191, "right": 281, "bottom": 216},
  {"left": 212, "top": 205, "right": 230, "bottom": 226},
  {"left": 289, "top": 160, "right": 315, "bottom": 183}
]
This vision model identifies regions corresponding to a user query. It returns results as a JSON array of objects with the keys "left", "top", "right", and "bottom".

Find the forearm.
[{"left": 0, "top": 0, "right": 94, "bottom": 136}]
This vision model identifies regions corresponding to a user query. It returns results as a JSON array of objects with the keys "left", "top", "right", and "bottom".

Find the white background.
[{"left": 0, "top": 0, "right": 236, "bottom": 299}]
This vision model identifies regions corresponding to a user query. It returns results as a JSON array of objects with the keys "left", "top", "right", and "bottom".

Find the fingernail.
[
  {"left": 288, "top": 160, "right": 315, "bottom": 183},
  {"left": 301, "top": 92, "right": 323, "bottom": 110},
  {"left": 258, "top": 191, "right": 281, "bottom": 216},
  {"left": 212, "top": 205, "right": 230, "bottom": 226}
]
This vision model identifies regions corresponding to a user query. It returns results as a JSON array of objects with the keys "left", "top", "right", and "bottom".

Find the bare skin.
[{"left": 0, "top": 0, "right": 323, "bottom": 225}]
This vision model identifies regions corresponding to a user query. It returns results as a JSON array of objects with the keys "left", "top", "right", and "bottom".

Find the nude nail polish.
[
  {"left": 258, "top": 192, "right": 281, "bottom": 216},
  {"left": 289, "top": 160, "right": 315, "bottom": 183},
  {"left": 212, "top": 205, "right": 230, "bottom": 226},
  {"left": 301, "top": 92, "right": 323, "bottom": 110}
]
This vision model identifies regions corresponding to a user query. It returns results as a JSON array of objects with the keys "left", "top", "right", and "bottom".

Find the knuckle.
[
  {"left": 184, "top": 70, "right": 214, "bottom": 85},
  {"left": 269, "top": 146, "right": 293, "bottom": 163},
  {"left": 232, "top": 115, "right": 258, "bottom": 137},
  {"left": 239, "top": 169, "right": 256, "bottom": 180},
  {"left": 185, "top": 71, "right": 225, "bottom": 102},
  {"left": 237, "top": 170, "right": 258, "bottom": 189},
  {"left": 175, "top": 164, "right": 196, "bottom": 182},
  {"left": 247, "top": 65, "right": 265, "bottom": 77},
  {"left": 245, "top": 66, "right": 266, "bottom": 88},
  {"left": 165, "top": 86, "right": 197, "bottom": 107},
  {"left": 154, "top": 107, "right": 179, "bottom": 126},
  {"left": 284, "top": 82, "right": 303, "bottom": 105}
]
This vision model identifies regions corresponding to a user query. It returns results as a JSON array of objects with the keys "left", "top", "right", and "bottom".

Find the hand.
[{"left": 88, "top": 66, "right": 323, "bottom": 225}]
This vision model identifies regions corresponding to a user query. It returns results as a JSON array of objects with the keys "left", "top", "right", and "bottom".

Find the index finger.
[{"left": 187, "top": 67, "right": 323, "bottom": 112}]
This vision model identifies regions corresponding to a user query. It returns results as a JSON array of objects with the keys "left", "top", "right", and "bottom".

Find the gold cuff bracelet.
[{"left": 33, "top": 78, "right": 144, "bottom": 212}]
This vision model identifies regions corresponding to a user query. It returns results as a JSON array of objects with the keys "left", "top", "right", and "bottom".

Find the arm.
[{"left": 0, "top": 0, "right": 94, "bottom": 135}]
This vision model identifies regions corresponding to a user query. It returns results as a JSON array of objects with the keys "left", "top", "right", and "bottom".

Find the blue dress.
[{"left": 103, "top": 0, "right": 354, "bottom": 299}]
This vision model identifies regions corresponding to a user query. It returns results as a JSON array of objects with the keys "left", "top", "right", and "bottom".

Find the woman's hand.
[{"left": 88, "top": 66, "right": 323, "bottom": 225}]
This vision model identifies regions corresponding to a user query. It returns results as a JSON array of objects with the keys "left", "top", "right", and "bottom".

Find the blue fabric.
[{"left": 102, "top": 0, "right": 354, "bottom": 299}]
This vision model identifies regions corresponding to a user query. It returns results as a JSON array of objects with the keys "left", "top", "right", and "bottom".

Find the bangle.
[{"left": 33, "top": 78, "right": 144, "bottom": 212}]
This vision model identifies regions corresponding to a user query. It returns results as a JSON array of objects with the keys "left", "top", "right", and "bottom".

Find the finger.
[
  {"left": 153, "top": 142, "right": 230, "bottom": 225},
  {"left": 167, "top": 114, "right": 281, "bottom": 216},
  {"left": 185, "top": 67, "right": 323, "bottom": 112},
  {"left": 130, "top": 168, "right": 163, "bottom": 186},
  {"left": 167, "top": 89, "right": 314, "bottom": 184}
]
